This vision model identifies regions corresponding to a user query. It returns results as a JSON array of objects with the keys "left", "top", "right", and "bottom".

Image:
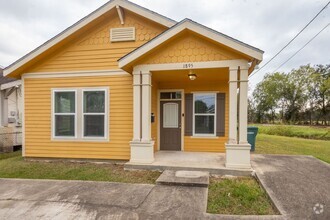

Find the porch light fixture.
[{"left": 188, "top": 70, "right": 197, "bottom": 80}]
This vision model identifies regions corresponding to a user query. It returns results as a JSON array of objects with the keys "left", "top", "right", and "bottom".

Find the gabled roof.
[
  {"left": 4, "top": 0, "right": 176, "bottom": 77},
  {"left": 119, "top": 19, "right": 264, "bottom": 68}
]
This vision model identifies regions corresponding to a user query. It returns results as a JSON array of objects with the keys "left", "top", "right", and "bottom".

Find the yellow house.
[{"left": 4, "top": 0, "right": 263, "bottom": 169}]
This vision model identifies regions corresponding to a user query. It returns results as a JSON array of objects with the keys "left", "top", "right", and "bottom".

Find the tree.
[
  {"left": 313, "top": 65, "right": 330, "bottom": 125},
  {"left": 282, "top": 65, "right": 311, "bottom": 123},
  {"left": 252, "top": 72, "right": 286, "bottom": 123}
]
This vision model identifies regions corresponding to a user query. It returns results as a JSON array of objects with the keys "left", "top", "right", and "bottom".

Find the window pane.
[
  {"left": 173, "top": 92, "right": 182, "bottom": 99},
  {"left": 160, "top": 92, "right": 171, "bottom": 99},
  {"left": 195, "top": 94, "right": 215, "bottom": 113},
  {"left": 55, "top": 92, "right": 75, "bottom": 113},
  {"left": 84, "top": 115, "right": 105, "bottom": 137},
  {"left": 195, "top": 115, "right": 214, "bottom": 134},
  {"left": 84, "top": 91, "right": 105, "bottom": 113},
  {"left": 55, "top": 115, "right": 75, "bottom": 136}
]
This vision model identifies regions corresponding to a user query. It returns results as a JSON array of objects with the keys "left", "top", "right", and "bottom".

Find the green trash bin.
[{"left": 247, "top": 126, "right": 258, "bottom": 151}]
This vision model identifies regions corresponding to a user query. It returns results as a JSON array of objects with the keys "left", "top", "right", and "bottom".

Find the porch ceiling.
[{"left": 152, "top": 67, "right": 229, "bottom": 83}]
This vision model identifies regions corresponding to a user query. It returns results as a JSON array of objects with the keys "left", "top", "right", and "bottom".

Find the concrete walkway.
[
  {"left": 0, "top": 178, "right": 207, "bottom": 219},
  {"left": 125, "top": 151, "right": 252, "bottom": 176},
  {"left": 252, "top": 154, "right": 330, "bottom": 220}
]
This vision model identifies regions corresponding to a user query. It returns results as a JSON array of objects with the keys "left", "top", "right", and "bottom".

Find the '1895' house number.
[{"left": 183, "top": 63, "right": 193, "bottom": 69}]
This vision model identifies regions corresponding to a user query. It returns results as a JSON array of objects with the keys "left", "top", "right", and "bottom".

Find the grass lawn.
[
  {"left": 0, "top": 151, "right": 160, "bottom": 184},
  {"left": 251, "top": 124, "right": 330, "bottom": 140},
  {"left": 255, "top": 134, "right": 330, "bottom": 163},
  {"left": 207, "top": 177, "right": 277, "bottom": 215}
]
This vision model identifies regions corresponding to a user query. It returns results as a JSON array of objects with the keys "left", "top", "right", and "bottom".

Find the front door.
[{"left": 160, "top": 100, "right": 181, "bottom": 151}]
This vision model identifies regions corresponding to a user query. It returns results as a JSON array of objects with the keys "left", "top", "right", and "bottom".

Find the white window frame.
[
  {"left": 51, "top": 87, "right": 109, "bottom": 141},
  {"left": 52, "top": 89, "right": 78, "bottom": 140},
  {"left": 193, "top": 92, "right": 217, "bottom": 137},
  {"left": 82, "top": 88, "right": 108, "bottom": 140}
]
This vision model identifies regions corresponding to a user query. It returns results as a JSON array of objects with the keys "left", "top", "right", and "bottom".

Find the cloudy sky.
[{"left": 0, "top": 0, "right": 329, "bottom": 89}]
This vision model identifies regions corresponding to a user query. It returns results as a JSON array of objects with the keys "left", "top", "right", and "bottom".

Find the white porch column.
[
  {"left": 141, "top": 71, "right": 152, "bottom": 142},
  {"left": 225, "top": 66, "right": 251, "bottom": 169},
  {"left": 129, "top": 70, "right": 154, "bottom": 164},
  {"left": 228, "top": 68, "right": 238, "bottom": 144},
  {"left": 132, "top": 71, "right": 141, "bottom": 141},
  {"left": 239, "top": 68, "right": 249, "bottom": 144}
]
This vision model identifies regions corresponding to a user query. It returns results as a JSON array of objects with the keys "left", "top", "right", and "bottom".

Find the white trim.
[
  {"left": 119, "top": 20, "right": 263, "bottom": 68},
  {"left": 134, "top": 60, "right": 250, "bottom": 72},
  {"left": 4, "top": 0, "right": 176, "bottom": 77},
  {"left": 21, "top": 77, "right": 25, "bottom": 156},
  {"left": 22, "top": 69, "right": 129, "bottom": 79},
  {"left": 157, "top": 89, "right": 184, "bottom": 151},
  {"left": 0, "top": 80, "right": 22, "bottom": 90},
  {"left": 51, "top": 89, "right": 78, "bottom": 140},
  {"left": 192, "top": 93, "right": 217, "bottom": 137},
  {"left": 116, "top": 5, "right": 125, "bottom": 25},
  {"left": 82, "top": 88, "right": 109, "bottom": 141}
]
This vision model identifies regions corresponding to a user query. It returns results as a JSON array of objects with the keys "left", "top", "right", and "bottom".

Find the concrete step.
[{"left": 156, "top": 170, "right": 209, "bottom": 187}]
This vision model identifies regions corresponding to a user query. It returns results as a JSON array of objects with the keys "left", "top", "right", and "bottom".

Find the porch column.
[
  {"left": 129, "top": 70, "right": 154, "bottom": 164},
  {"left": 239, "top": 68, "right": 249, "bottom": 144},
  {"left": 132, "top": 71, "right": 141, "bottom": 141},
  {"left": 225, "top": 66, "right": 251, "bottom": 169},
  {"left": 141, "top": 71, "right": 152, "bottom": 142},
  {"left": 228, "top": 68, "right": 238, "bottom": 144}
]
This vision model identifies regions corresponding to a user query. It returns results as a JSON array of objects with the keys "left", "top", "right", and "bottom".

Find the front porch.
[
  {"left": 125, "top": 151, "right": 252, "bottom": 176},
  {"left": 127, "top": 60, "right": 253, "bottom": 169},
  {"left": 118, "top": 20, "right": 263, "bottom": 169}
]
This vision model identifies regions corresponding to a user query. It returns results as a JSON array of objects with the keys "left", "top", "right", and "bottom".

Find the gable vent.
[{"left": 110, "top": 27, "right": 135, "bottom": 42}]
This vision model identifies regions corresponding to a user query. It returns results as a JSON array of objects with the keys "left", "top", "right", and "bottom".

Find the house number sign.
[{"left": 183, "top": 63, "right": 194, "bottom": 69}]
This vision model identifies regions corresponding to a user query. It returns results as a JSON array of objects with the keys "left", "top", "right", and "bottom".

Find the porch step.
[
  {"left": 156, "top": 170, "right": 209, "bottom": 187},
  {"left": 124, "top": 163, "right": 252, "bottom": 176}
]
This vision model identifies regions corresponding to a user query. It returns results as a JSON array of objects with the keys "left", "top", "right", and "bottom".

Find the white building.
[{"left": 0, "top": 67, "right": 22, "bottom": 152}]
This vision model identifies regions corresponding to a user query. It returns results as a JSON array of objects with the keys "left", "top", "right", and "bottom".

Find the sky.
[{"left": 0, "top": 0, "right": 329, "bottom": 90}]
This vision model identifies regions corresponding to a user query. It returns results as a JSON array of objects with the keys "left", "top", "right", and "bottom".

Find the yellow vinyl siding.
[
  {"left": 151, "top": 79, "right": 159, "bottom": 151},
  {"left": 24, "top": 74, "right": 133, "bottom": 160},
  {"left": 134, "top": 30, "right": 248, "bottom": 66},
  {"left": 28, "top": 10, "right": 166, "bottom": 73},
  {"left": 157, "top": 80, "right": 229, "bottom": 153}
]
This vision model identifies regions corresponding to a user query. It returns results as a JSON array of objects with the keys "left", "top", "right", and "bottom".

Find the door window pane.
[
  {"left": 55, "top": 115, "right": 75, "bottom": 136},
  {"left": 163, "top": 103, "right": 179, "bottom": 128},
  {"left": 84, "top": 91, "right": 105, "bottom": 113},
  {"left": 195, "top": 94, "right": 215, "bottom": 113},
  {"left": 84, "top": 115, "right": 105, "bottom": 137},
  {"left": 195, "top": 115, "right": 214, "bottom": 134},
  {"left": 55, "top": 92, "right": 75, "bottom": 113}
]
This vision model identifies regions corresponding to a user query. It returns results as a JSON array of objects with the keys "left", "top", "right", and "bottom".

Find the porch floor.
[{"left": 124, "top": 151, "right": 252, "bottom": 176}]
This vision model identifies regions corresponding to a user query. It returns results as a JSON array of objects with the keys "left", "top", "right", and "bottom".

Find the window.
[
  {"left": 53, "top": 91, "right": 76, "bottom": 138},
  {"left": 52, "top": 88, "right": 108, "bottom": 141},
  {"left": 193, "top": 93, "right": 216, "bottom": 136},
  {"left": 160, "top": 92, "right": 182, "bottom": 100},
  {"left": 83, "top": 90, "right": 106, "bottom": 138}
]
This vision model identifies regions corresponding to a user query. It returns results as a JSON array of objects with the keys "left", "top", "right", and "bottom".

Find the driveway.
[{"left": 252, "top": 154, "right": 330, "bottom": 220}]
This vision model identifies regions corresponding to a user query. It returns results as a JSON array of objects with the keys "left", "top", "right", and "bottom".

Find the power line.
[
  {"left": 249, "top": 0, "right": 330, "bottom": 78},
  {"left": 272, "top": 23, "right": 330, "bottom": 73}
]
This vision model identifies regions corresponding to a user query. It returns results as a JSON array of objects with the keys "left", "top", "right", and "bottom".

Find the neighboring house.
[
  {"left": 0, "top": 67, "right": 23, "bottom": 152},
  {"left": 3, "top": 0, "right": 263, "bottom": 169}
]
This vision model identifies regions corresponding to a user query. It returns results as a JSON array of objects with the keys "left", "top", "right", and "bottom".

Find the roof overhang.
[
  {"left": 119, "top": 19, "right": 264, "bottom": 69},
  {"left": 4, "top": 0, "right": 176, "bottom": 77}
]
